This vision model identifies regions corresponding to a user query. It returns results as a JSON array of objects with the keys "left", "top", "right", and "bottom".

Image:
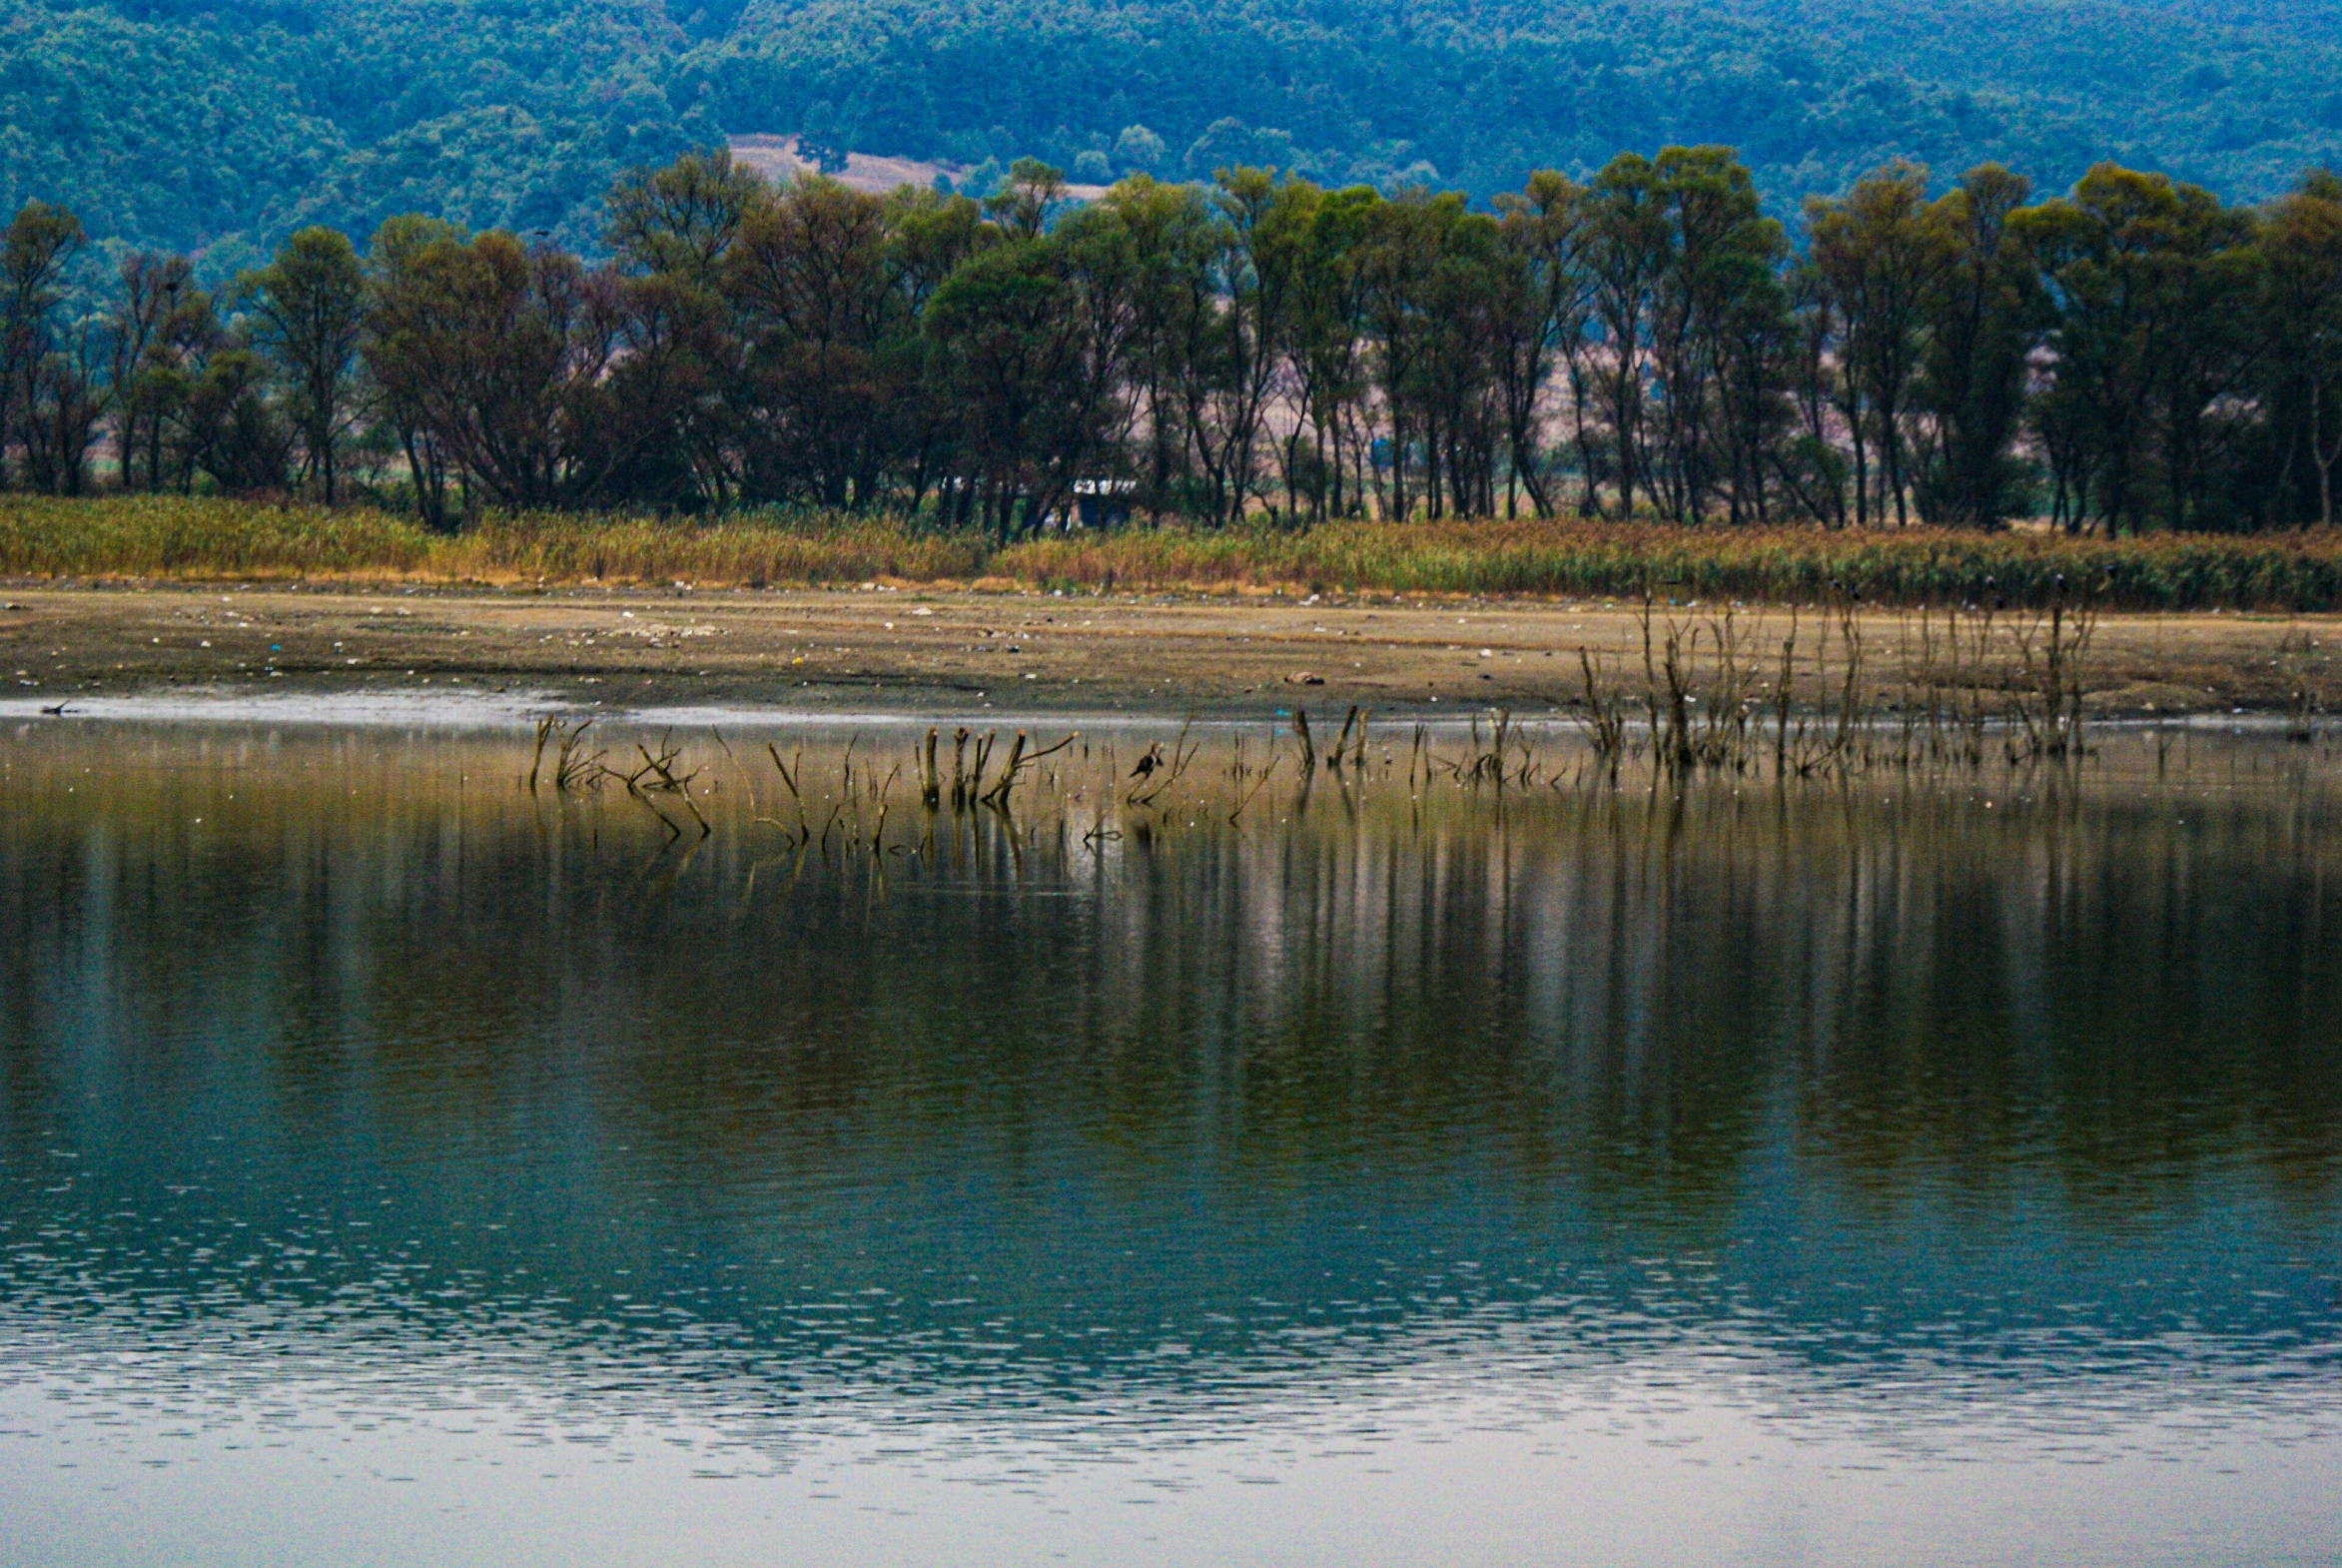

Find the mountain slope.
[{"left": 4, "top": 0, "right": 2339, "bottom": 261}]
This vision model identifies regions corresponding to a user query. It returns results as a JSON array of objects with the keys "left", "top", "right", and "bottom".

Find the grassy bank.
[
  {"left": 0, "top": 497, "right": 984, "bottom": 586},
  {"left": 10, "top": 494, "right": 2342, "bottom": 610},
  {"left": 1000, "top": 519, "right": 2342, "bottom": 609}
]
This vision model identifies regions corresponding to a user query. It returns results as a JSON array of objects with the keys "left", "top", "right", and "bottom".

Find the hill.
[{"left": 4, "top": 0, "right": 2342, "bottom": 262}]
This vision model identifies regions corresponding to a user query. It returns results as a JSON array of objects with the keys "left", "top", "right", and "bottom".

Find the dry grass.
[
  {"left": 0, "top": 496, "right": 983, "bottom": 586},
  {"left": 998, "top": 518, "right": 2342, "bottom": 609},
  {"left": 0, "top": 493, "right": 437, "bottom": 578},
  {"left": 11, "top": 495, "right": 2342, "bottom": 610}
]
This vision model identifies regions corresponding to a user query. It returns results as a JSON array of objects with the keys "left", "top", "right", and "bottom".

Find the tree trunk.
[{"left": 2314, "top": 381, "right": 2339, "bottom": 530}]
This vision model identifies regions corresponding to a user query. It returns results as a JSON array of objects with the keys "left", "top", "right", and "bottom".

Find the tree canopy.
[
  {"left": 10, "top": 145, "right": 2342, "bottom": 536},
  {"left": 8, "top": 0, "right": 2342, "bottom": 264}
]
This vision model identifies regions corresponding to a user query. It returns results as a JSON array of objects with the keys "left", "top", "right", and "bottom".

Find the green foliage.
[
  {"left": 9, "top": 0, "right": 2342, "bottom": 263},
  {"left": 237, "top": 226, "right": 368, "bottom": 499},
  {"left": 0, "top": 0, "right": 699, "bottom": 262},
  {"left": 685, "top": 0, "right": 2342, "bottom": 209},
  {"left": 282, "top": 108, "right": 634, "bottom": 258},
  {"left": 5, "top": 145, "right": 2339, "bottom": 535}
]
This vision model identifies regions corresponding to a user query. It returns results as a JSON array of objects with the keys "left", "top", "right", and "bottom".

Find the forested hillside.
[{"left": 4, "top": 0, "right": 2342, "bottom": 264}]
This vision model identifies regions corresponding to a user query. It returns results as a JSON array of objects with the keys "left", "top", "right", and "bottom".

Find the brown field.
[
  {"left": 726, "top": 135, "right": 1112, "bottom": 201},
  {"left": 1, "top": 581, "right": 2330, "bottom": 722}
]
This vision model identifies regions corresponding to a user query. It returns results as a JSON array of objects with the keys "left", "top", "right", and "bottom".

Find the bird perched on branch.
[{"left": 1129, "top": 742, "right": 1165, "bottom": 780}]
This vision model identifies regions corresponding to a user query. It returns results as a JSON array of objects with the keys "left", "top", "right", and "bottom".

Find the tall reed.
[{"left": 13, "top": 494, "right": 2342, "bottom": 610}]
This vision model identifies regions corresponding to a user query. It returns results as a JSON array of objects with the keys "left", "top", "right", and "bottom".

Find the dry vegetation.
[
  {"left": 11, "top": 496, "right": 2342, "bottom": 723},
  {"left": 12, "top": 495, "right": 2342, "bottom": 611},
  {"left": 499, "top": 692, "right": 2342, "bottom": 888}
]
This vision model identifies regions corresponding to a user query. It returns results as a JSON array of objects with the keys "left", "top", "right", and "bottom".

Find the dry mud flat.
[{"left": 0, "top": 581, "right": 2332, "bottom": 721}]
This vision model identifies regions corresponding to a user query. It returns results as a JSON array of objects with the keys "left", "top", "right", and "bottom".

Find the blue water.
[{"left": 2, "top": 719, "right": 2337, "bottom": 1565}]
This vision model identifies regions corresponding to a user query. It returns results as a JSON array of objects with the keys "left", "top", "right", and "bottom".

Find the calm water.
[{"left": 2, "top": 713, "right": 2339, "bottom": 1566}]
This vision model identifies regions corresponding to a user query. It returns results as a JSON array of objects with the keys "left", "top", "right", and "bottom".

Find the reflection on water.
[{"left": 1, "top": 719, "right": 2339, "bottom": 1565}]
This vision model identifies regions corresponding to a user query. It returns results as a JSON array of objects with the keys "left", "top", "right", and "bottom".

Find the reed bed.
[
  {"left": 0, "top": 496, "right": 988, "bottom": 586},
  {"left": 541, "top": 606, "right": 2109, "bottom": 865},
  {"left": 0, "top": 493, "right": 437, "bottom": 577},
  {"left": 438, "top": 510, "right": 988, "bottom": 586},
  {"left": 1001, "top": 518, "right": 2342, "bottom": 610},
  {"left": 12, "top": 494, "right": 2342, "bottom": 610},
  {"left": 1560, "top": 599, "right": 2097, "bottom": 782},
  {"left": 513, "top": 661, "right": 2171, "bottom": 883}
]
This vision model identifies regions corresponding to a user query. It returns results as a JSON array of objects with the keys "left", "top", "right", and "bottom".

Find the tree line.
[{"left": 4, "top": 145, "right": 2342, "bottom": 534}]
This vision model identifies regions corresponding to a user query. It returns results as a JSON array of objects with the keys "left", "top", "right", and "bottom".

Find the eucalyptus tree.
[
  {"left": 16, "top": 142, "right": 2337, "bottom": 532},
  {"left": 1280, "top": 182, "right": 1381, "bottom": 520},
  {"left": 1582, "top": 153, "right": 1674, "bottom": 519},
  {"left": 725, "top": 174, "right": 911, "bottom": 508},
  {"left": 2153, "top": 188, "right": 2265, "bottom": 531},
  {"left": 606, "top": 148, "right": 765, "bottom": 293},
  {"left": 0, "top": 202, "right": 87, "bottom": 489},
  {"left": 176, "top": 347, "right": 295, "bottom": 494},
  {"left": 1914, "top": 165, "right": 2038, "bottom": 527},
  {"left": 2015, "top": 164, "right": 2262, "bottom": 532},
  {"left": 1356, "top": 190, "right": 1451, "bottom": 519},
  {"left": 365, "top": 230, "right": 630, "bottom": 510},
  {"left": 983, "top": 158, "right": 1071, "bottom": 241},
  {"left": 2263, "top": 171, "right": 2342, "bottom": 525},
  {"left": 606, "top": 150, "right": 769, "bottom": 508},
  {"left": 15, "top": 327, "right": 109, "bottom": 495},
  {"left": 1807, "top": 162, "right": 1947, "bottom": 527},
  {"left": 1492, "top": 170, "right": 1590, "bottom": 517},
  {"left": 1101, "top": 173, "right": 1227, "bottom": 517},
  {"left": 240, "top": 228, "right": 371, "bottom": 501},
  {"left": 1779, "top": 258, "right": 1850, "bottom": 525},
  {"left": 147, "top": 278, "right": 229, "bottom": 495},
  {"left": 107, "top": 252, "right": 198, "bottom": 492},
  {"left": 1047, "top": 194, "right": 1150, "bottom": 520},
  {"left": 923, "top": 186, "right": 1141, "bottom": 538},
  {"left": 1704, "top": 220, "right": 1796, "bottom": 526},
  {"left": 364, "top": 215, "right": 467, "bottom": 526},
  {"left": 880, "top": 185, "right": 993, "bottom": 518},
  {"left": 1648, "top": 145, "right": 1785, "bottom": 523},
  {"left": 1416, "top": 200, "right": 1508, "bottom": 517},
  {"left": 1196, "top": 167, "right": 1302, "bottom": 525}
]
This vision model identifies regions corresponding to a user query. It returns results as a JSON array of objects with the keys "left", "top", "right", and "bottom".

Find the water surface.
[{"left": 2, "top": 718, "right": 2338, "bottom": 1565}]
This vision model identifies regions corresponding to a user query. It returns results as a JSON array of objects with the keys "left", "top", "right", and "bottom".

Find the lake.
[{"left": 2, "top": 710, "right": 2337, "bottom": 1566}]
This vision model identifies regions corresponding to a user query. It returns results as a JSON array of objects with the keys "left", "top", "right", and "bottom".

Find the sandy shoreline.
[{"left": 2, "top": 580, "right": 2335, "bottom": 725}]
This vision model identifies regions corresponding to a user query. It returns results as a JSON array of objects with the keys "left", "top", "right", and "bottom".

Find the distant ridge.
[{"left": 3, "top": 0, "right": 2340, "bottom": 260}]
